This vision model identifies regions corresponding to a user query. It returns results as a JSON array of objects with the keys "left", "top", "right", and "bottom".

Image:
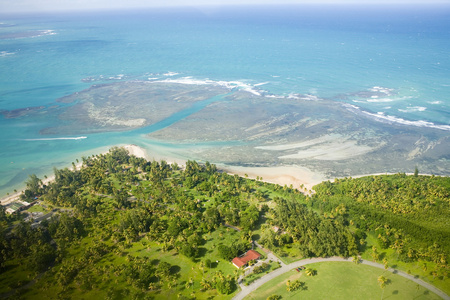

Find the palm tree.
[
  {"left": 377, "top": 275, "right": 387, "bottom": 300},
  {"left": 200, "top": 278, "right": 212, "bottom": 290},
  {"left": 286, "top": 279, "right": 291, "bottom": 292},
  {"left": 382, "top": 258, "right": 388, "bottom": 270},
  {"left": 305, "top": 268, "right": 316, "bottom": 276}
]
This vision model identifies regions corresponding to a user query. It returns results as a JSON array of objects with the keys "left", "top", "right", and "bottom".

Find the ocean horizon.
[{"left": 1, "top": 4, "right": 449, "bottom": 197}]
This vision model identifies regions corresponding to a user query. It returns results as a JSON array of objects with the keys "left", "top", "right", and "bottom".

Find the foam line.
[
  {"left": 22, "top": 136, "right": 87, "bottom": 141},
  {"left": 343, "top": 104, "right": 450, "bottom": 131}
]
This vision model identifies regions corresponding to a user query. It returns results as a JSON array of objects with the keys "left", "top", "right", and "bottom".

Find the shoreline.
[
  {"left": 0, "top": 144, "right": 444, "bottom": 206},
  {"left": 0, "top": 161, "right": 83, "bottom": 206}
]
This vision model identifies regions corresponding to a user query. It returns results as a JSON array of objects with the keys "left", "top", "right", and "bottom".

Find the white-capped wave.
[
  {"left": 0, "top": 51, "right": 15, "bottom": 57},
  {"left": 287, "top": 93, "right": 320, "bottom": 101},
  {"left": 31, "top": 30, "right": 56, "bottom": 38},
  {"left": 398, "top": 106, "right": 427, "bottom": 113},
  {"left": 369, "top": 86, "right": 394, "bottom": 95},
  {"left": 155, "top": 77, "right": 264, "bottom": 96},
  {"left": 428, "top": 101, "right": 442, "bottom": 105},
  {"left": 265, "top": 95, "right": 285, "bottom": 99},
  {"left": 163, "top": 71, "right": 179, "bottom": 77},
  {"left": 366, "top": 96, "right": 412, "bottom": 103},
  {"left": 254, "top": 82, "right": 269, "bottom": 87},
  {"left": 108, "top": 74, "right": 125, "bottom": 80},
  {"left": 22, "top": 136, "right": 87, "bottom": 141},
  {"left": 343, "top": 104, "right": 450, "bottom": 131}
]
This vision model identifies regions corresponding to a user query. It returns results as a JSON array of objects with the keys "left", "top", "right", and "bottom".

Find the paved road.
[{"left": 232, "top": 256, "right": 450, "bottom": 300}]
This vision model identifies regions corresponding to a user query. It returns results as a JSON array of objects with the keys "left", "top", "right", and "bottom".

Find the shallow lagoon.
[{"left": 2, "top": 80, "right": 447, "bottom": 198}]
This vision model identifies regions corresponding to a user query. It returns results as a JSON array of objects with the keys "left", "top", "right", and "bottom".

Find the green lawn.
[
  {"left": 26, "top": 204, "right": 48, "bottom": 213},
  {"left": 244, "top": 262, "right": 442, "bottom": 300}
]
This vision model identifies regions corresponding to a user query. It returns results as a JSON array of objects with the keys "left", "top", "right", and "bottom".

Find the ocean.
[{"left": 0, "top": 4, "right": 449, "bottom": 196}]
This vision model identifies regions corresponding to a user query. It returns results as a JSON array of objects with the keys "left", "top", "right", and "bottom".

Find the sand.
[
  {"left": 219, "top": 164, "right": 327, "bottom": 191},
  {"left": 123, "top": 144, "right": 149, "bottom": 160}
]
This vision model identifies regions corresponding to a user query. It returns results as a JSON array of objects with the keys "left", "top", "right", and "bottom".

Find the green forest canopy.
[{"left": 0, "top": 147, "right": 448, "bottom": 299}]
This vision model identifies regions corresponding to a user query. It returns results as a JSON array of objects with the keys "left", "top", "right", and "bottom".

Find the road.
[{"left": 232, "top": 256, "right": 450, "bottom": 300}]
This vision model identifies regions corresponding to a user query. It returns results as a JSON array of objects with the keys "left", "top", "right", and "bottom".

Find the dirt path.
[{"left": 232, "top": 256, "right": 449, "bottom": 300}]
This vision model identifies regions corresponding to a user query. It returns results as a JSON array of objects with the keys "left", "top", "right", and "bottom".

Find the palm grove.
[{"left": 0, "top": 147, "right": 448, "bottom": 299}]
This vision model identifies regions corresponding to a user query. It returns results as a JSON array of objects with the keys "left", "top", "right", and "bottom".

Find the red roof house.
[{"left": 232, "top": 250, "right": 261, "bottom": 268}]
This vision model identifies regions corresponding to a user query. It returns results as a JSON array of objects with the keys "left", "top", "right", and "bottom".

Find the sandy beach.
[
  {"left": 123, "top": 144, "right": 149, "bottom": 160},
  {"left": 219, "top": 164, "right": 326, "bottom": 191}
]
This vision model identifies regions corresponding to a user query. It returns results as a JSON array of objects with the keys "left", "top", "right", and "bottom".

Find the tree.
[
  {"left": 240, "top": 205, "right": 259, "bottom": 231},
  {"left": 305, "top": 267, "right": 316, "bottom": 276},
  {"left": 27, "top": 243, "right": 56, "bottom": 272},
  {"left": 377, "top": 275, "right": 387, "bottom": 300},
  {"left": 24, "top": 174, "right": 42, "bottom": 199},
  {"left": 156, "top": 261, "right": 172, "bottom": 282},
  {"left": 286, "top": 279, "right": 305, "bottom": 292},
  {"left": 414, "top": 166, "right": 419, "bottom": 177}
]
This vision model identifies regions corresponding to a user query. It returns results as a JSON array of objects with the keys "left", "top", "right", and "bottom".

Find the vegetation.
[
  {"left": 311, "top": 174, "right": 449, "bottom": 293},
  {"left": 242, "top": 261, "right": 280, "bottom": 286},
  {"left": 245, "top": 262, "right": 442, "bottom": 299},
  {"left": 0, "top": 147, "right": 448, "bottom": 298}
]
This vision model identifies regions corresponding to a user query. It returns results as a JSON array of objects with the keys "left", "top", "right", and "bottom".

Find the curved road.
[{"left": 232, "top": 256, "right": 450, "bottom": 300}]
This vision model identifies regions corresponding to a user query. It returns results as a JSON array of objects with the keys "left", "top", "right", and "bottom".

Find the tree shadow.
[
  {"left": 151, "top": 259, "right": 160, "bottom": 266},
  {"left": 197, "top": 247, "right": 208, "bottom": 258},
  {"left": 170, "top": 265, "right": 181, "bottom": 275}
]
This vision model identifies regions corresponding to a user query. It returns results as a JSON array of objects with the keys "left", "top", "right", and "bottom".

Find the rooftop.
[{"left": 232, "top": 249, "right": 261, "bottom": 268}]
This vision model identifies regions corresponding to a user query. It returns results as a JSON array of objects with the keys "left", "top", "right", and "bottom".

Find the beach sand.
[
  {"left": 123, "top": 144, "right": 149, "bottom": 160},
  {"left": 219, "top": 164, "right": 326, "bottom": 191}
]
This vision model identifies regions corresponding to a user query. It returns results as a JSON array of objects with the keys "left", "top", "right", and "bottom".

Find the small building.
[
  {"left": 5, "top": 200, "right": 31, "bottom": 214},
  {"left": 232, "top": 250, "right": 261, "bottom": 268}
]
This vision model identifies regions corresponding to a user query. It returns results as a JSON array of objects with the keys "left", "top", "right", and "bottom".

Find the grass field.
[{"left": 244, "top": 262, "right": 442, "bottom": 300}]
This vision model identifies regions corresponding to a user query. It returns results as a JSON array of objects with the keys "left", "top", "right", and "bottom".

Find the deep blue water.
[{"left": 0, "top": 4, "right": 449, "bottom": 195}]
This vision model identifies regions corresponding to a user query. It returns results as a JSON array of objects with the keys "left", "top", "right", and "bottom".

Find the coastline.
[
  {"left": 0, "top": 161, "right": 82, "bottom": 206},
  {"left": 1, "top": 144, "right": 324, "bottom": 205},
  {"left": 1, "top": 144, "right": 444, "bottom": 206}
]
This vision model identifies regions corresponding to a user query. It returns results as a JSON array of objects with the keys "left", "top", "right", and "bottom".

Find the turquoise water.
[{"left": 0, "top": 5, "right": 449, "bottom": 195}]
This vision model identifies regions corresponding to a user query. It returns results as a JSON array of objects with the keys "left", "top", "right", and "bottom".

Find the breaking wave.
[
  {"left": 343, "top": 104, "right": 450, "bottom": 131},
  {"left": 22, "top": 136, "right": 87, "bottom": 141}
]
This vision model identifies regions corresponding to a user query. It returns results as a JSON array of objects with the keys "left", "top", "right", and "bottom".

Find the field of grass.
[
  {"left": 244, "top": 262, "right": 441, "bottom": 300},
  {"left": 25, "top": 204, "right": 48, "bottom": 213}
]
